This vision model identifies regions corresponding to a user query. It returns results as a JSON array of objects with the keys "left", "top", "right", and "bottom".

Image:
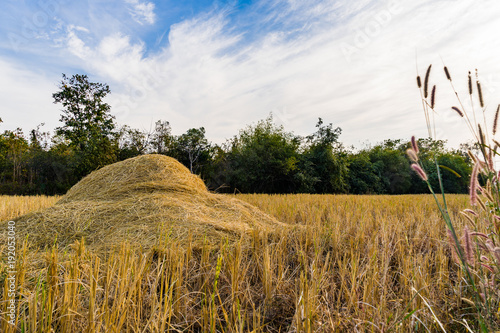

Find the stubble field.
[{"left": 0, "top": 194, "right": 476, "bottom": 332}]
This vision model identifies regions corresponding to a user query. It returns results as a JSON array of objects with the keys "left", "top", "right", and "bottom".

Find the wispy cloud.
[
  {"left": 125, "top": 0, "right": 156, "bottom": 25},
  {"left": 1, "top": 0, "right": 500, "bottom": 148}
]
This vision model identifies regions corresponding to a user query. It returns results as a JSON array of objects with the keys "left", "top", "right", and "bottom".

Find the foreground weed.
[{"left": 412, "top": 64, "right": 500, "bottom": 330}]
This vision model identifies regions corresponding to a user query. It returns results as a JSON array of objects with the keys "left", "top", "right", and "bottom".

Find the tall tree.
[
  {"left": 302, "top": 118, "right": 348, "bottom": 193},
  {"left": 0, "top": 128, "right": 28, "bottom": 185},
  {"left": 117, "top": 125, "right": 150, "bottom": 160},
  {"left": 172, "top": 127, "right": 211, "bottom": 174},
  {"left": 227, "top": 116, "right": 302, "bottom": 193},
  {"left": 151, "top": 120, "right": 173, "bottom": 155},
  {"left": 53, "top": 74, "right": 117, "bottom": 176}
]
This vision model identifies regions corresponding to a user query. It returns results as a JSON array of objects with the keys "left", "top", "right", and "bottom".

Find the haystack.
[{"left": 14, "top": 154, "right": 286, "bottom": 250}]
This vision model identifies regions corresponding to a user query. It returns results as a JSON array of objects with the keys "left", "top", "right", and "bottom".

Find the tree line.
[{"left": 0, "top": 74, "right": 474, "bottom": 195}]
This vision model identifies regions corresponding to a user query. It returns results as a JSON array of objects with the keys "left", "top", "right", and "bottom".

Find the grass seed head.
[
  {"left": 478, "top": 124, "right": 486, "bottom": 150},
  {"left": 494, "top": 247, "right": 500, "bottom": 263},
  {"left": 444, "top": 66, "right": 451, "bottom": 81},
  {"left": 452, "top": 106, "right": 464, "bottom": 117},
  {"left": 411, "top": 135, "right": 419, "bottom": 153},
  {"left": 463, "top": 226, "right": 474, "bottom": 265},
  {"left": 470, "top": 163, "right": 480, "bottom": 206},
  {"left": 467, "top": 150, "right": 478, "bottom": 163},
  {"left": 494, "top": 104, "right": 500, "bottom": 135},
  {"left": 424, "top": 64, "right": 432, "bottom": 98},
  {"left": 411, "top": 163, "right": 428, "bottom": 181},
  {"left": 470, "top": 231, "right": 488, "bottom": 239},
  {"left": 431, "top": 85, "right": 436, "bottom": 109},
  {"left": 481, "top": 263, "right": 494, "bottom": 273},
  {"left": 468, "top": 71, "right": 473, "bottom": 95},
  {"left": 463, "top": 209, "right": 478, "bottom": 217},
  {"left": 406, "top": 149, "right": 418, "bottom": 162},
  {"left": 477, "top": 80, "right": 484, "bottom": 108}
]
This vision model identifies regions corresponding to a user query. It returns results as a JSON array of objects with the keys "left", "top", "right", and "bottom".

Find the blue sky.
[{"left": 1, "top": 0, "right": 500, "bottom": 148}]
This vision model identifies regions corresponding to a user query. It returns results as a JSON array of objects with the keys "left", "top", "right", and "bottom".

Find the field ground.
[{"left": 0, "top": 194, "right": 480, "bottom": 332}]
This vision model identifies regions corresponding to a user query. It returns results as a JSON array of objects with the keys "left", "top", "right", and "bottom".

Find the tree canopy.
[
  {"left": 53, "top": 73, "right": 116, "bottom": 176},
  {"left": 0, "top": 75, "right": 475, "bottom": 195}
]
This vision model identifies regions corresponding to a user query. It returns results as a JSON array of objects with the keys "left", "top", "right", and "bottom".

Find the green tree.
[
  {"left": 301, "top": 118, "right": 347, "bottom": 193},
  {"left": 366, "top": 140, "right": 412, "bottom": 194},
  {"left": 53, "top": 74, "right": 117, "bottom": 176},
  {"left": 227, "top": 116, "right": 302, "bottom": 193},
  {"left": 151, "top": 120, "right": 173, "bottom": 155},
  {"left": 0, "top": 128, "right": 29, "bottom": 193},
  {"left": 117, "top": 125, "right": 150, "bottom": 160},
  {"left": 27, "top": 137, "right": 78, "bottom": 195},
  {"left": 347, "top": 151, "right": 383, "bottom": 194},
  {"left": 171, "top": 127, "right": 211, "bottom": 174},
  {"left": 204, "top": 143, "right": 229, "bottom": 191}
]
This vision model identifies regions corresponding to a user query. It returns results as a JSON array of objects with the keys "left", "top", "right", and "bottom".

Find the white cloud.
[
  {"left": 125, "top": 0, "right": 156, "bottom": 25},
  {"left": 66, "top": 25, "right": 92, "bottom": 59},
  {"left": 0, "top": 58, "right": 60, "bottom": 133},
  {"left": 67, "top": 1, "right": 500, "bottom": 146},
  {"left": 5, "top": 0, "right": 500, "bottom": 149}
]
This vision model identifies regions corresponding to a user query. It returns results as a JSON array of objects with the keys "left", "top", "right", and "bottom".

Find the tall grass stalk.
[{"left": 412, "top": 64, "right": 500, "bottom": 330}]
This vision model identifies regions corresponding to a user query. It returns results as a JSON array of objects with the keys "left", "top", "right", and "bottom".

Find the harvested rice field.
[{"left": 0, "top": 158, "right": 478, "bottom": 331}]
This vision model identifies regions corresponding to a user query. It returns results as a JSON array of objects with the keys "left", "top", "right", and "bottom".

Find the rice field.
[{"left": 0, "top": 194, "right": 481, "bottom": 332}]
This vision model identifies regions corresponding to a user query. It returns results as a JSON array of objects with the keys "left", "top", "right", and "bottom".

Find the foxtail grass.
[{"left": 412, "top": 63, "right": 500, "bottom": 331}]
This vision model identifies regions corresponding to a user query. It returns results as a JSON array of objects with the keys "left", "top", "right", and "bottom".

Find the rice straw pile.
[{"left": 13, "top": 154, "right": 286, "bottom": 250}]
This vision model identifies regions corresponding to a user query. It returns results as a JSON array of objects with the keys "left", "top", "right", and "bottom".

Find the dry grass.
[
  {"left": 0, "top": 195, "right": 59, "bottom": 221},
  {"left": 4, "top": 155, "right": 287, "bottom": 251},
  {"left": 1, "top": 192, "right": 479, "bottom": 332}
]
